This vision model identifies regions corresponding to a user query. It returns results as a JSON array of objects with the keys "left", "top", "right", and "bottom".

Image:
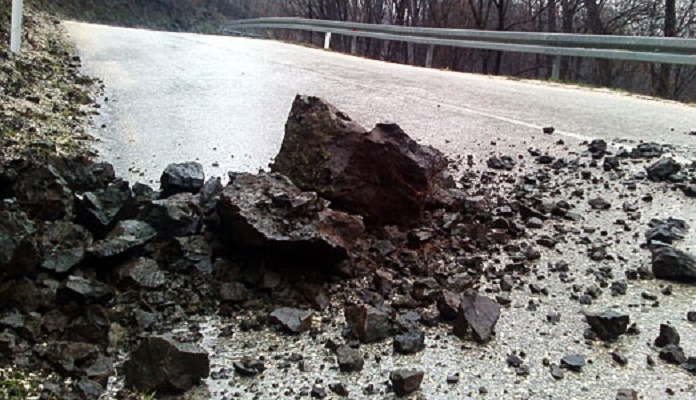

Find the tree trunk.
[{"left": 656, "top": 0, "right": 677, "bottom": 98}]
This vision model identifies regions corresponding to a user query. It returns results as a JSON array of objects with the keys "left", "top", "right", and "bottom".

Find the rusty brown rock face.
[{"left": 271, "top": 95, "right": 448, "bottom": 226}]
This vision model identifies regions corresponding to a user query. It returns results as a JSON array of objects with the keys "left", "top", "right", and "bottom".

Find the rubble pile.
[{"left": 1, "top": 95, "right": 696, "bottom": 399}]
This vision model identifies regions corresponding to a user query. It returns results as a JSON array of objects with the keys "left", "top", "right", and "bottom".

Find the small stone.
[
  {"left": 550, "top": 364, "right": 564, "bottom": 380},
  {"left": 268, "top": 307, "right": 313, "bottom": 334},
  {"left": 585, "top": 310, "right": 630, "bottom": 341},
  {"left": 561, "top": 355, "right": 586, "bottom": 371},
  {"left": 233, "top": 356, "right": 265, "bottom": 376},
  {"left": 688, "top": 311, "right": 696, "bottom": 322},
  {"left": 659, "top": 345, "right": 686, "bottom": 365},
  {"left": 389, "top": 369, "right": 424, "bottom": 396},
  {"left": 611, "top": 352, "right": 628, "bottom": 366},
  {"left": 543, "top": 127, "right": 555, "bottom": 134},
  {"left": 329, "top": 382, "right": 349, "bottom": 396},
  {"left": 616, "top": 389, "right": 638, "bottom": 400},
  {"left": 311, "top": 385, "right": 327, "bottom": 398},
  {"left": 393, "top": 329, "right": 426, "bottom": 354},
  {"left": 336, "top": 346, "right": 364, "bottom": 372},
  {"left": 654, "top": 324, "right": 680, "bottom": 347},
  {"left": 589, "top": 197, "right": 611, "bottom": 210}
]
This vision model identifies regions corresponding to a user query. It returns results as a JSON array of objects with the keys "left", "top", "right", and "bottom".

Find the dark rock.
[
  {"left": 75, "top": 180, "right": 134, "bottom": 236},
  {"left": 336, "top": 346, "right": 364, "bottom": 372},
  {"left": 268, "top": 307, "right": 313, "bottom": 334},
  {"left": 389, "top": 369, "right": 424, "bottom": 396},
  {"left": 0, "top": 330, "right": 17, "bottom": 355},
  {"left": 46, "top": 156, "right": 113, "bottom": 192},
  {"left": 588, "top": 197, "right": 611, "bottom": 210},
  {"left": 14, "top": 164, "right": 73, "bottom": 220},
  {"left": 646, "top": 158, "right": 681, "bottom": 181},
  {"left": 270, "top": 95, "right": 448, "bottom": 226},
  {"left": 124, "top": 336, "right": 210, "bottom": 392},
  {"left": 453, "top": 293, "right": 501, "bottom": 343},
  {"left": 218, "top": 173, "right": 364, "bottom": 265},
  {"left": 588, "top": 139, "right": 607, "bottom": 157},
  {"left": 543, "top": 127, "right": 555, "bottom": 134},
  {"left": 56, "top": 276, "right": 114, "bottom": 305},
  {"left": 654, "top": 324, "right": 680, "bottom": 347},
  {"left": 87, "top": 220, "right": 156, "bottom": 261},
  {"left": 603, "top": 156, "right": 620, "bottom": 171},
  {"left": 651, "top": 245, "right": 696, "bottom": 282},
  {"left": 611, "top": 352, "right": 628, "bottom": 366},
  {"left": 684, "top": 184, "right": 696, "bottom": 198},
  {"left": 659, "top": 345, "right": 686, "bottom": 365},
  {"left": 344, "top": 304, "right": 391, "bottom": 343},
  {"left": 76, "top": 379, "right": 103, "bottom": 400},
  {"left": 44, "top": 341, "right": 99, "bottom": 374},
  {"left": 506, "top": 354, "right": 524, "bottom": 368},
  {"left": 0, "top": 210, "right": 39, "bottom": 278},
  {"left": 139, "top": 192, "right": 202, "bottom": 238},
  {"left": 311, "top": 385, "right": 327, "bottom": 398},
  {"left": 393, "top": 328, "right": 425, "bottom": 354},
  {"left": 487, "top": 156, "right": 516, "bottom": 170},
  {"left": 437, "top": 290, "right": 461, "bottom": 320},
  {"left": 233, "top": 356, "right": 265, "bottom": 376},
  {"left": 114, "top": 257, "right": 166, "bottom": 289},
  {"left": 688, "top": 311, "right": 696, "bottom": 322},
  {"left": 616, "top": 389, "right": 638, "bottom": 400},
  {"left": 585, "top": 310, "right": 630, "bottom": 341},
  {"left": 645, "top": 218, "right": 689, "bottom": 245},
  {"left": 630, "top": 143, "right": 663, "bottom": 159},
  {"left": 37, "top": 221, "right": 93, "bottom": 273},
  {"left": 219, "top": 282, "right": 249, "bottom": 303},
  {"left": 160, "top": 162, "right": 205, "bottom": 196},
  {"left": 200, "top": 177, "right": 223, "bottom": 211},
  {"left": 329, "top": 382, "right": 349, "bottom": 396},
  {"left": 561, "top": 355, "right": 586, "bottom": 371},
  {"left": 550, "top": 364, "right": 564, "bottom": 380}
]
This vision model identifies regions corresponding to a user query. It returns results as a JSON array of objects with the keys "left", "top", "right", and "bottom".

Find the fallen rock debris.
[{"left": 0, "top": 94, "right": 695, "bottom": 399}]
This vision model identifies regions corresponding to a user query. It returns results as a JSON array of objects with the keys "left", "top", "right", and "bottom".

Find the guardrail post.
[
  {"left": 351, "top": 36, "right": 357, "bottom": 54},
  {"left": 425, "top": 45, "right": 434, "bottom": 68},
  {"left": 10, "top": 0, "right": 24, "bottom": 54},
  {"left": 324, "top": 32, "right": 332, "bottom": 50},
  {"left": 551, "top": 55, "right": 562, "bottom": 80}
]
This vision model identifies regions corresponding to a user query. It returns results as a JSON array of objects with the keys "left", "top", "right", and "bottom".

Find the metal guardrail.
[{"left": 223, "top": 17, "right": 696, "bottom": 80}]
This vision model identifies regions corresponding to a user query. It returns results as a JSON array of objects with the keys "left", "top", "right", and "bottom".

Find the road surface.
[{"left": 64, "top": 21, "right": 696, "bottom": 185}]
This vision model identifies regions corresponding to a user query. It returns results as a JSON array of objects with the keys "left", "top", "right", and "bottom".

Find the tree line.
[{"left": 238, "top": 0, "right": 696, "bottom": 102}]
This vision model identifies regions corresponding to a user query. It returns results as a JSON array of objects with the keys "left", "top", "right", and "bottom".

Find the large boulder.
[
  {"left": 217, "top": 172, "right": 364, "bottom": 265},
  {"left": 270, "top": 95, "right": 448, "bottom": 226},
  {"left": 124, "top": 336, "right": 210, "bottom": 393}
]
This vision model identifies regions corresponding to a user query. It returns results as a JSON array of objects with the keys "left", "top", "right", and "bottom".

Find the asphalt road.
[{"left": 64, "top": 22, "right": 696, "bottom": 185}]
